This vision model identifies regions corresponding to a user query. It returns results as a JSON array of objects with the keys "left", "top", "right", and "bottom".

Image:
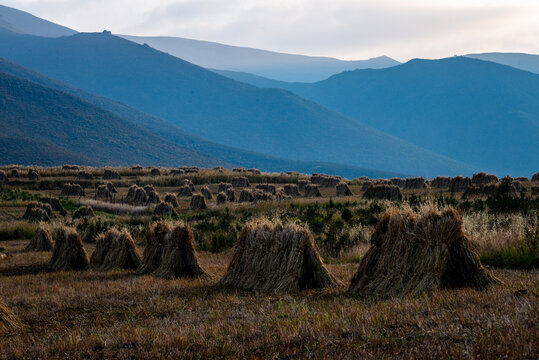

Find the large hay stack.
[
  {"left": 311, "top": 174, "right": 341, "bottom": 187},
  {"left": 154, "top": 202, "right": 178, "bottom": 217},
  {"left": 25, "top": 223, "right": 54, "bottom": 251},
  {"left": 23, "top": 202, "right": 53, "bottom": 222},
  {"left": 284, "top": 184, "right": 300, "bottom": 197},
  {"left": 404, "top": 177, "right": 426, "bottom": 189},
  {"left": 189, "top": 194, "right": 207, "bottom": 210},
  {"left": 126, "top": 185, "right": 147, "bottom": 203},
  {"left": 232, "top": 177, "right": 250, "bottom": 188},
  {"left": 304, "top": 184, "right": 322, "bottom": 197},
  {"left": 201, "top": 186, "right": 213, "bottom": 200},
  {"left": 0, "top": 300, "right": 22, "bottom": 335},
  {"left": 348, "top": 206, "right": 499, "bottom": 299},
  {"left": 95, "top": 184, "right": 111, "bottom": 200},
  {"left": 226, "top": 188, "right": 236, "bottom": 202},
  {"left": 72, "top": 206, "right": 95, "bottom": 219},
  {"left": 472, "top": 172, "right": 498, "bottom": 185},
  {"left": 363, "top": 184, "right": 402, "bottom": 201},
  {"left": 450, "top": 176, "right": 472, "bottom": 192},
  {"left": 390, "top": 178, "right": 405, "bottom": 188},
  {"left": 102, "top": 169, "right": 121, "bottom": 180},
  {"left": 27, "top": 169, "right": 39, "bottom": 180},
  {"left": 297, "top": 180, "right": 309, "bottom": 192},
  {"left": 138, "top": 222, "right": 171, "bottom": 274},
  {"left": 50, "top": 226, "right": 90, "bottom": 271},
  {"left": 90, "top": 229, "right": 141, "bottom": 271},
  {"left": 430, "top": 176, "right": 451, "bottom": 189},
  {"left": 336, "top": 182, "right": 353, "bottom": 196},
  {"left": 146, "top": 190, "right": 161, "bottom": 204},
  {"left": 177, "top": 185, "right": 193, "bottom": 197},
  {"left": 40, "top": 198, "right": 65, "bottom": 213},
  {"left": 61, "top": 183, "right": 85, "bottom": 197},
  {"left": 150, "top": 168, "right": 161, "bottom": 177},
  {"left": 218, "top": 219, "right": 339, "bottom": 292}
]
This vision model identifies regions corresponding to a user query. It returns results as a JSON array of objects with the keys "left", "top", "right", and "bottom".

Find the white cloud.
[{"left": 3, "top": 0, "right": 538, "bottom": 61}]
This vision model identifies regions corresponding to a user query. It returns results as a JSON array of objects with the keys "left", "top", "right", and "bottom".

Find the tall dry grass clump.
[
  {"left": 138, "top": 221, "right": 171, "bottom": 275},
  {"left": 25, "top": 222, "right": 54, "bottom": 251},
  {"left": 50, "top": 226, "right": 90, "bottom": 271},
  {"left": 0, "top": 301, "right": 22, "bottom": 335},
  {"left": 348, "top": 205, "right": 499, "bottom": 299},
  {"left": 90, "top": 228, "right": 141, "bottom": 271},
  {"left": 218, "top": 218, "right": 340, "bottom": 292}
]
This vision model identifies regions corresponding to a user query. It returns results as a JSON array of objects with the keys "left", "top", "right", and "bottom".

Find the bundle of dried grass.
[
  {"left": 61, "top": 183, "right": 85, "bottom": 197},
  {"left": 164, "top": 193, "right": 179, "bottom": 207},
  {"left": 50, "top": 226, "right": 90, "bottom": 271},
  {"left": 77, "top": 171, "right": 92, "bottom": 180},
  {"left": 218, "top": 183, "right": 232, "bottom": 193},
  {"left": 23, "top": 202, "right": 52, "bottom": 222},
  {"left": 181, "top": 179, "right": 195, "bottom": 191},
  {"left": 239, "top": 189, "right": 255, "bottom": 202},
  {"left": 72, "top": 206, "right": 95, "bottom": 219},
  {"left": 27, "top": 169, "right": 39, "bottom": 180},
  {"left": 256, "top": 184, "right": 277, "bottom": 194},
  {"left": 90, "top": 228, "right": 141, "bottom": 271},
  {"left": 150, "top": 168, "right": 161, "bottom": 176},
  {"left": 390, "top": 178, "right": 405, "bottom": 188},
  {"left": 247, "top": 168, "right": 261, "bottom": 174},
  {"left": 254, "top": 190, "right": 274, "bottom": 202},
  {"left": 170, "top": 169, "right": 185, "bottom": 176},
  {"left": 179, "top": 166, "right": 199, "bottom": 174},
  {"left": 532, "top": 172, "right": 539, "bottom": 182},
  {"left": 201, "top": 186, "right": 213, "bottom": 200},
  {"left": 131, "top": 165, "right": 143, "bottom": 171},
  {"left": 40, "top": 198, "right": 65, "bottom": 213},
  {"left": 146, "top": 190, "right": 161, "bottom": 204},
  {"left": 0, "top": 300, "right": 22, "bottom": 335},
  {"left": 472, "top": 172, "right": 498, "bottom": 185},
  {"left": 304, "top": 184, "right": 322, "bottom": 197},
  {"left": 348, "top": 205, "right": 499, "bottom": 299},
  {"left": 310, "top": 174, "right": 341, "bottom": 188},
  {"left": 297, "top": 180, "right": 309, "bottom": 192},
  {"left": 232, "top": 177, "right": 250, "bottom": 188},
  {"left": 99, "top": 182, "right": 117, "bottom": 194},
  {"left": 404, "top": 177, "right": 426, "bottom": 189},
  {"left": 450, "top": 176, "right": 472, "bottom": 192},
  {"left": 102, "top": 169, "right": 121, "bottom": 180},
  {"left": 25, "top": 222, "right": 54, "bottom": 251},
  {"left": 430, "top": 176, "right": 451, "bottom": 189},
  {"left": 126, "top": 185, "right": 147, "bottom": 203},
  {"left": 8, "top": 169, "right": 19, "bottom": 178},
  {"left": 336, "top": 182, "right": 353, "bottom": 196},
  {"left": 178, "top": 185, "right": 193, "bottom": 197},
  {"left": 63, "top": 165, "right": 79, "bottom": 171},
  {"left": 154, "top": 201, "right": 178, "bottom": 217},
  {"left": 138, "top": 221, "right": 171, "bottom": 274},
  {"left": 465, "top": 183, "right": 517, "bottom": 197},
  {"left": 189, "top": 194, "right": 207, "bottom": 210},
  {"left": 218, "top": 219, "right": 339, "bottom": 292},
  {"left": 153, "top": 222, "right": 208, "bottom": 279},
  {"left": 226, "top": 188, "right": 236, "bottom": 202},
  {"left": 216, "top": 192, "right": 227, "bottom": 204},
  {"left": 95, "top": 184, "right": 111, "bottom": 200},
  {"left": 284, "top": 184, "right": 300, "bottom": 197},
  {"left": 363, "top": 184, "right": 402, "bottom": 201}
]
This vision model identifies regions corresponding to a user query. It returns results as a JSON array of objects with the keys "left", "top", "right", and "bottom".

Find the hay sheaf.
[
  {"left": 348, "top": 205, "right": 500, "bottom": 299},
  {"left": 189, "top": 194, "right": 207, "bottom": 210},
  {"left": 25, "top": 223, "right": 54, "bottom": 252},
  {"left": 72, "top": 206, "right": 95, "bottom": 219},
  {"left": 390, "top": 178, "right": 406, "bottom": 188},
  {"left": 150, "top": 168, "right": 161, "bottom": 176},
  {"left": 23, "top": 202, "right": 53, "bottom": 222},
  {"left": 40, "top": 197, "right": 65, "bottom": 213},
  {"left": 430, "top": 176, "right": 451, "bottom": 189},
  {"left": 146, "top": 190, "right": 161, "bottom": 204},
  {"left": 154, "top": 202, "right": 178, "bottom": 217},
  {"left": 232, "top": 177, "right": 250, "bottom": 188},
  {"left": 50, "top": 226, "right": 90, "bottom": 271},
  {"left": 126, "top": 185, "right": 147, "bottom": 203},
  {"left": 218, "top": 219, "right": 340, "bottom": 292},
  {"left": 336, "top": 182, "right": 353, "bottom": 197},
  {"left": 216, "top": 192, "right": 227, "bottom": 204},
  {"left": 532, "top": 172, "right": 539, "bottom": 182},
  {"left": 201, "top": 186, "right": 213, "bottom": 200},
  {"left": 77, "top": 171, "right": 93, "bottom": 180},
  {"left": 239, "top": 189, "right": 255, "bottom": 202},
  {"left": 61, "top": 183, "right": 85, "bottom": 197},
  {"left": 256, "top": 184, "right": 277, "bottom": 195},
  {"left": 0, "top": 170, "right": 8, "bottom": 182},
  {"left": 297, "top": 180, "right": 309, "bottom": 192},
  {"left": 0, "top": 301, "right": 22, "bottom": 335},
  {"left": 404, "top": 177, "right": 426, "bottom": 189},
  {"left": 364, "top": 184, "right": 402, "bottom": 201},
  {"left": 304, "top": 184, "right": 322, "bottom": 197},
  {"left": 226, "top": 188, "right": 236, "bottom": 202},
  {"left": 450, "top": 176, "right": 472, "bottom": 192},
  {"left": 90, "top": 228, "right": 141, "bottom": 271},
  {"left": 284, "top": 184, "right": 300, "bottom": 197},
  {"left": 218, "top": 183, "right": 233, "bottom": 193},
  {"left": 102, "top": 169, "right": 121, "bottom": 180},
  {"left": 27, "top": 169, "right": 39, "bottom": 180},
  {"left": 138, "top": 221, "right": 171, "bottom": 274},
  {"left": 472, "top": 172, "right": 498, "bottom": 185},
  {"left": 164, "top": 193, "right": 180, "bottom": 208},
  {"left": 310, "top": 174, "right": 341, "bottom": 188},
  {"left": 95, "top": 184, "right": 111, "bottom": 200},
  {"left": 177, "top": 185, "right": 193, "bottom": 197},
  {"left": 181, "top": 179, "right": 195, "bottom": 191}
]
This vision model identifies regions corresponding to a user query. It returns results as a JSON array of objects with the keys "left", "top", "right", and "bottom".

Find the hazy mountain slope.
[
  {"left": 465, "top": 52, "right": 539, "bottom": 74},
  {"left": 0, "top": 58, "right": 404, "bottom": 178},
  {"left": 0, "top": 4, "right": 76, "bottom": 37},
  {"left": 120, "top": 34, "right": 400, "bottom": 82},
  {"left": 277, "top": 57, "right": 539, "bottom": 176},
  {"left": 211, "top": 69, "right": 291, "bottom": 89},
  {"left": 0, "top": 30, "right": 472, "bottom": 177},
  {"left": 0, "top": 72, "right": 229, "bottom": 167}
]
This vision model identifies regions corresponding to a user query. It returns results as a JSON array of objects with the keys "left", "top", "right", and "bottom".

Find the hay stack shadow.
[
  {"left": 90, "top": 229, "right": 142, "bottom": 271},
  {"left": 348, "top": 205, "right": 500, "bottom": 299},
  {"left": 50, "top": 226, "right": 90, "bottom": 271},
  {"left": 218, "top": 219, "right": 340, "bottom": 292},
  {"left": 25, "top": 222, "right": 54, "bottom": 252}
]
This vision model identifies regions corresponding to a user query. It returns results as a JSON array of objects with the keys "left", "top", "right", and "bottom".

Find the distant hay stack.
[
  {"left": 27, "top": 169, "right": 39, "bottom": 180},
  {"left": 348, "top": 206, "right": 499, "bottom": 299},
  {"left": 0, "top": 300, "right": 22, "bottom": 335},
  {"left": 472, "top": 172, "right": 498, "bottom": 185},
  {"left": 430, "top": 176, "right": 451, "bottom": 189},
  {"left": 336, "top": 182, "right": 353, "bottom": 197},
  {"left": 40, "top": 197, "right": 65, "bottom": 213},
  {"left": 284, "top": 184, "right": 300, "bottom": 197},
  {"left": 218, "top": 219, "right": 340, "bottom": 292},
  {"left": 0, "top": 170, "right": 7, "bottom": 182},
  {"left": 102, "top": 169, "right": 121, "bottom": 180},
  {"left": 90, "top": 228, "right": 141, "bottom": 271},
  {"left": 177, "top": 185, "right": 193, "bottom": 197},
  {"left": 450, "top": 176, "right": 472, "bottom": 192},
  {"left": 256, "top": 184, "right": 277, "bottom": 194},
  {"left": 297, "top": 180, "right": 309, "bottom": 192},
  {"left": 531, "top": 186, "right": 539, "bottom": 197},
  {"left": 304, "top": 184, "right": 322, "bottom": 197},
  {"left": 138, "top": 221, "right": 171, "bottom": 274},
  {"left": 189, "top": 194, "right": 207, "bottom": 210},
  {"left": 154, "top": 201, "right": 178, "bottom": 217},
  {"left": 61, "top": 183, "right": 85, "bottom": 197},
  {"left": 390, "top": 178, "right": 405, "bottom": 188},
  {"left": 23, "top": 202, "right": 53, "bottom": 222},
  {"left": 181, "top": 179, "right": 195, "bottom": 191},
  {"left": 404, "top": 177, "right": 426, "bottom": 189},
  {"left": 153, "top": 222, "right": 208, "bottom": 279},
  {"left": 8, "top": 169, "right": 19, "bottom": 178},
  {"left": 164, "top": 193, "right": 179, "bottom": 208},
  {"left": 226, "top": 188, "right": 236, "bottom": 202},
  {"left": 239, "top": 189, "right": 255, "bottom": 202},
  {"left": 247, "top": 168, "right": 261, "bottom": 174},
  {"left": 218, "top": 183, "right": 232, "bottom": 193},
  {"left": 131, "top": 165, "right": 143, "bottom": 172},
  {"left": 216, "top": 192, "right": 227, "bottom": 204},
  {"left": 532, "top": 172, "right": 539, "bottom": 182},
  {"left": 25, "top": 223, "right": 54, "bottom": 252},
  {"left": 201, "top": 186, "right": 213, "bottom": 200},
  {"left": 50, "top": 226, "right": 90, "bottom": 271},
  {"left": 62, "top": 165, "right": 79, "bottom": 171},
  {"left": 364, "top": 184, "right": 402, "bottom": 201},
  {"left": 77, "top": 171, "right": 93, "bottom": 180},
  {"left": 146, "top": 190, "right": 161, "bottom": 204},
  {"left": 311, "top": 174, "right": 341, "bottom": 188},
  {"left": 465, "top": 183, "right": 517, "bottom": 197},
  {"left": 254, "top": 190, "right": 274, "bottom": 202},
  {"left": 126, "top": 185, "right": 147, "bottom": 203},
  {"left": 95, "top": 184, "right": 111, "bottom": 201},
  {"left": 150, "top": 168, "right": 161, "bottom": 177},
  {"left": 232, "top": 177, "right": 250, "bottom": 188},
  {"left": 72, "top": 206, "right": 95, "bottom": 220}
]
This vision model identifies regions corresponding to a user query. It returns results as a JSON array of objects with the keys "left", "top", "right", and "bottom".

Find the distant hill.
[
  {"left": 120, "top": 34, "right": 400, "bottom": 82},
  {"left": 271, "top": 57, "right": 539, "bottom": 176},
  {"left": 465, "top": 53, "right": 539, "bottom": 74},
  {"left": 0, "top": 4, "right": 76, "bottom": 37},
  {"left": 0, "top": 30, "right": 470, "bottom": 177}
]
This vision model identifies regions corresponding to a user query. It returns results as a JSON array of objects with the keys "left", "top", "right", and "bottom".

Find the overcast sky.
[{"left": 3, "top": 0, "right": 538, "bottom": 61}]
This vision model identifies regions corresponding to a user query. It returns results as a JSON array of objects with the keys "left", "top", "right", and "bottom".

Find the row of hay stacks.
[
  {"left": 125, "top": 185, "right": 161, "bottom": 205},
  {"left": 0, "top": 169, "right": 39, "bottom": 181},
  {"left": 364, "top": 184, "right": 402, "bottom": 201},
  {"left": 310, "top": 174, "right": 342, "bottom": 188}
]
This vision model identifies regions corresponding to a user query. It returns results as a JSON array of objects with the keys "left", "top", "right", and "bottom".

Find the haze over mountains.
[{"left": 0, "top": 4, "right": 75, "bottom": 37}]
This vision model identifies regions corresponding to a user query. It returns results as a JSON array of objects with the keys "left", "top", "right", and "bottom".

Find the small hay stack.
[
  {"left": 25, "top": 223, "right": 54, "bottom": 251},
  {"left": 150, "top": 168, "right": 161, "bottom": 177},
  {"left": 102, "top": 169, "right": 121, "bottom": 180},
  {"left": 95, "top": 184, "right": 111, "bottom": 200},
  {"left": 0, "top": 170, "right": 8, "bottom": 182},
  {"left": 146, "top": 190, "right": 161, "bottom": 204},
  {"left": 218, "top": 183, "right": 232, "bottom": 193},
  {"left": 254, "top": 190, "right": 274, "bottom": 202},
  {"left": 256, "top": 184, "right": 277, "bottom": 194},
  {"left": 181, "top": 179, "right": 195, "bottom": 191},
  {"left": 27, "top": 169, "right": 39, "bottom": 180},
  {"left": 131, "top": 165, "right": 143, "bottom": 171},
  {"left": 90, "top": 228, "right": 141, "bottom": 271},
  {"left": 61, "top": 183, "right": 85, "bottom": 197},
  {"left": 239, "top": 189, "right": 255, "bottom": 202},
  {"left": 40, "top": 198, "right": 65, "bottom": 213},
  {"left": 297, "top": 180, "right": 309, "bottom": 192},
  {"left": 0, "top": 300, "right": 22, "bottom": 335},
  {"left": 77, "top": 171, "right": 93, "bottom": 180},
  {"left": 450, "top": 176, "right": 472, "bottom": 192},
  {"left": 189, "top": 194, "right": 207, "bottom": 210},
  {"left": 336, "top": 182, "right": 353, "bottom": 197},
  {"left": 430, "top": 176, "right": 451, "bottom": 189},
  {"left": 218, "top": 219, "right": 339, "bottom": 292},
  {"left": 531, "top": 172, "right": 539, "bottom": 182},
  {"left": 347, "top": 206, "right": 499, "bottom": 299},
  {"left": 232, "top": 177, "right": 250, "bottom": 188},
  {"left": 154, "top": 202, "right": 178, "bottom": 217},
  {"left": 72, "top": 206, "right": 95, "bottom": 219},
  {"left": 23, "top": 202, "right": 53, "bottom": 222},
  {"left": 247, "top": 168, "right": 261, "bottom": 174},
  {"left": 226, "top": 188, "right": 236, "bottom": 202},
  {"left": 138, "top": 221, "right": 171, "bottom": 274},
  {"left": 201, "top": 186, "right": 213, "bottom": 200},
  {"left": 284, "top": 184, "right": 300, "bottom": 197},
  {"left": 170, "top": 169, "right": 185, "bottom": 176},
  {"left": 304, "top": 184, "right": 322, "bottom": 197},
  {"left": 8, "top": 169, "right": 19, "bottom": 178},
  {"left": 216, "top": 192, "right": 227, "bottom": 204},
  {"left": 153, "top": 222, "right": 208, "bottom": 279},
  {"left": 164, "top": 193, "right": 179, "bottom": 207},
  {"left": 126, "top": 185, "right": 147, "bottom": 203},
  {"left": 364, "top": 184, "right": 402, "bottom": 201},
  {"left": 390, "top": 178, "right": 406, "bottom": 188},
  {"left": 177, "top": 185, "right": 193, "bottom": 197},
  {"left": 50, "top": 226, "right": 90, "bottom": 271},
  {"left": 472, "top": 172, "right": 498, "bottom": 185},
  {"left": 404, "top": 177, "right": 426, "bottom": 189}
]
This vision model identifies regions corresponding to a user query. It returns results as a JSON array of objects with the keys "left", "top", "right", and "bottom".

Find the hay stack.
[
  {"left": 450, "top": 176, "right": 472, "bottom": 192},
  {"left": 254, "top": 190, "right": 274, "bottom": 202},
  {"left": 0, "top": 170, "right": 7, "bottom": 182},
  {"left": 232, "top": 177, "right": 250, "bottom": 188},
  {"left": 348, "top": 206, "right": 499, "bottom": 299},
  {"left": 390, "top": 178, "right": 406, "bottom": 188},
  {"left": 311, "top": 174, "right": 341, "bottom": 188},
  {"left": 90, "top": 229, "right": 141, "bottom": 271},
  {"left": 164, "top": 193, "right": 179, "bottom": 207},
  {"left": 531, "top": 186, "right": 539, "bottom": 197},
  {"left": 284, "top": 184, "right": 300, "bottom": 197},
  {"left": 40, "top": 198, "right": 65, "bottom": 213},
  {"left": 50, "top": 226, "right": 90, "bottom": 271},
  {"left": 247, "top": 168, "right": 261, "bottom": 174},
  {"left": 138, "top": 221, "right": 171, "bottom": 274},
  {"left": 216, "top": 192, "right": 227, "bottom": 204},
  {"left": 336, "top": 182, "right": 353, "bottom": 197},
  {"left": 189, "top": 194, "right": 207, "bottom": 210},
  {"left": 218, "top": 183, "right": 232, "bottom": 193},
  {"left": 201, "top": 186, "right": 213, "bottom": 200},
  {"left": 181, "top": 179, "right": 195, "bottom": 191},
  {"left": 179, "top": 166, "right": 199, "bottom": 174},
  {"left": 465, "top": 183, "right": 517, "bottom": 197},
  {"left": 233, "top": 167, "right": 246, "bottom": 173},
  {"left": 8, "top": 169, "right": 19, "bottom": 178},
  {"left": 63, "top": 165, "right": 79, "bottom": 171},
  {"left": 154, "top": 202, "right": 177, "bottom": 217},
  {"left": 304, "top": 184, "right": 322, "bottom": 197},
  {"left": 297, "top": 180, "right": 309, "bottom": 192},
  {"left": 23, "top": 202, "right": 52, "bottom": 222},
  {"left": 126, "top": 185, "right": 147, "bottom": 203},
  {"left": 131, "top": 165, "right": 143, "bottom": 171},
  {"left": 218, "top": 219, "right": 339, "bottom": 292},
  {"left": 27, "top": 169, "right": 39, "bottom": 180},
  {"left": 472, "top": 172, "right": 498, "bottom": 185},
  {"left": 404, "top": 177, "right": 426, "bottom": 189},
  {"left": 0, "top": 300, "right": 22, "bottom": 335},
  {"left": 256, "top": 184, "right": 277, "bottom": 194},
  {"left": 95, "top": 184, "right": 111, "bottom": 200},
  {"left": 153, "top": 222, "right": 208, "bottom": 279},
  {"left": 100, "top": 182, "right": 117, "bottom": 193},
  {"left": 150, "top": 168, "right": 161, "bottom": 176},
  {"left": 363, "top": 184, "right": 402, "bottom": 201},
  {"left": 146, "top": 190, "right": 161, "bottom": 204},
  {"left": 102, "top": 169, "right": 121, "bottom": 180},
  {"left": 77, "top": 171, "right": 93, "bottom": 180},
  {"left": 72, "top": 206, "right": 95, "bottom": 219},
  {"left": 239, "top": 189, "right": 255, "bottom": 202},
  {"left": 170, "top": 169, "right": 185, "bottom": 176},
  {"left": 178, "top": 185, "right": 193, "bottom": 197},
  {"left": 61, "top": 183, "right": 85, "bottom": 197},
  {"left": 25, "top": 223, "right": 54, "bottom": 251},
  {"left": 430, "top": 176, "right": 451, "bottom": 189},
  {"left": 226, "top": 188, "right": 236, "bottom": 202}
]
